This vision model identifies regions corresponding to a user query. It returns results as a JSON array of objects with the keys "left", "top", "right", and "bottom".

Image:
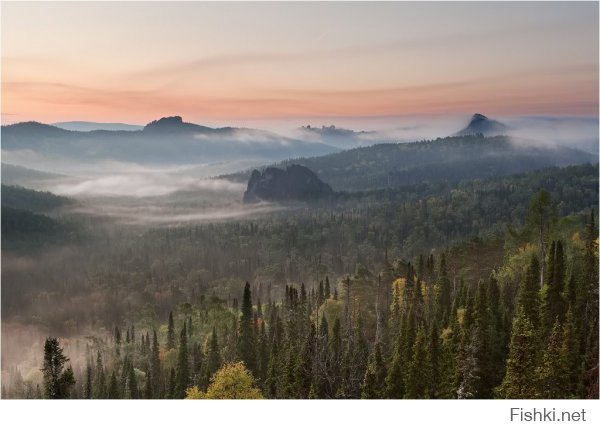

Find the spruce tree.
[
  {"left": 175, "top": 322, "right": 190, "bottom": 398},
  {"left": 167, "top": 367, "right": 176, "bottom": 399},
  {"left": 561, "top": 307, "right": 581, "bottom": 397},
  {"left": 93, "top": 351, "right": 107, "bottom": 399},
  {"left": 207, "top": 326, "right": 221, "bottom": 379},
  {"left": 295, "top": 323, "right": 316, "bottom": 398},
  {"left": 238, "top": 282, "right": 256, "bottom": 374},
  {"left": 167, "top": 311, "right": 176, "bottom": 350},
  {"left": 542, "top": 240, "right": 566, "bottom": 333},
  {"left": 41, "top": 338, "right": 76, "bottom": 399},
  {"left": 150, "top": 330, "right": 162, "bottom": 396},
  {"left": 497, "top": 307, "right": 538, "bottom": 399},
  {"left": 405, "top": 325, "right": 430, "bottom": 398},
  {"left": 536, "top": 319, "right": 566, "bottom": 398},
  {"left": 84, "top": 363, "right": 92, "bottom": 399},
  {"left": 108, "top": 370, "right": 120, "bottom": 399},
  {"left": 361, "top": 343, "right": 386, "bottom": 399},
  {"left": 144, "top": 370, "right": 153, "bottom": 399},
  {"left": 518, "top": 256, "right": 541, "bottom": 329},
  {"left": 435, "top": 254, "right": 451, "bottom": 326}
]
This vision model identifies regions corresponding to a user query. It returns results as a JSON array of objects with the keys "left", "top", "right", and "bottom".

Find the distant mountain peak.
[
  {"left": 455, "top": 113, "right": 508, "bottom": 137},
  {"left": 142, "top": 115, "right": 217, "bottom": 135}
]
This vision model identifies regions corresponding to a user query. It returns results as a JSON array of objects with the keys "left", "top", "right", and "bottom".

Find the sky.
[{"left": 1, "top": 1, "right": 598, "bottom": 128}]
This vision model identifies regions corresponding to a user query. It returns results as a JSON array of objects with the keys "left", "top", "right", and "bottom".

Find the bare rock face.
[{"left": 243, "top": 164, "right": 333, "bottom": 204}]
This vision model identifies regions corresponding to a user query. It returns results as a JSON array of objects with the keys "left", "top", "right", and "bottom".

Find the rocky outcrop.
[{"left": 243, "top": 164, "right": 333, "bottom": 203}]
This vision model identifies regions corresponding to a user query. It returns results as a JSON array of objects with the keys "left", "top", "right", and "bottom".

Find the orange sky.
[{"left": 1, "top": 2, "right": 598, "bottom": 125}]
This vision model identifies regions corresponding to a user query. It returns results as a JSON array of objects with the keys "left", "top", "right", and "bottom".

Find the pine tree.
[
  {"left": 207, "top": 326, "right": 221, "bottom": 379},
  {"left": 257, "top": 320, "right": 269, "bottom": 385},
  {"left": 93, "top": 351, "right": 106, "bottom": 399},
  {"left": 84, "top": 363, "right": 92, "bottom": 399},
  {"left": 150, "top": 330, "right": 162, "bottom": 396},
  {"left": 108, "top": 370, "right": 120, "bottom": 399},
  {"left": 518, "top": 255, "right": 541, "bottom": 329},
  {"left": 167, "top": 367, "right": 176, "bottom": 399},
  {"left": 175, "top": 322, "right": 190, "bottom": 398},
  {"left": 561, "top": 307, "right": 581, "bottom": 397},
  {"left": 265, "top": 337, "right": 280, "bottom": 398},
  {"left": 361, "top": 343, "right": 386, "bottom": 399},
  {"left": 428, "top": 321, "right": 441, "bottom": 398},
  {"left": 114, "top": 326, "right": 121, "bottom": 357},
  {"left": 497, "top": 307, "right": 538, "bottom": 399},
  {"left": 325, "top": 275, "right": 331, "bottom": 299},
  {"left": 144, "top": 369, "right": 153, "bottom": 399},
  {"left": 41, "top": 338, "right": 75, "bottom": 399},
  {"left": 435, "top": 254, "right": 452, "bottom": 326},
  {"left": 167, "top": 311, "right": 176, "bottom": 350},
  {"left": 405, "top": 325, "right": 430, "bottom": 398},
  {"left": 296, "top": 323, "right": 316, "bottom": 398},
  {"left": 125, "top": 363, "right": 139, "bottom": 399},
  {"left": 385, "top": 333, "right": 405, "bottom": 398},
  {"left": 542, "top": 240, "right": 566, "bottom": 334},
  {"left": 536, "top": 319, "right": 566, "bottom": 398},
  {"left": 238, "top": 282, "right": 256, "bottom": 373}
]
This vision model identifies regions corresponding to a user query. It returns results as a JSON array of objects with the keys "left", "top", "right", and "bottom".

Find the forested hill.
[
  {"left": 223, "top": 135, "right": 596, "bottom": 191},
  {"left": 1, "top": 185, "right": 77, "bottom": 250},
  {"left": 1, "top": 184, "right": 73, "bottom": 213}
]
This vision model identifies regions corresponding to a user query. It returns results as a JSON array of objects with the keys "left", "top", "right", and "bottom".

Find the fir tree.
[
  {"left": 108, "top": 370, "right": 120, "bottom": 399},
  {"left": 84, "top": 363, "right": 92, "bottom": 399},
  {"left": 41, "top": 338, "right": 75, "bottom": 399},
  {"left": 144, "top": 370, "right": 153, "bottom": 399},
  {"left": 561, "top": 307, "right": 581, "bottom": 397},
  {"left": 405, "top": 325, "right": 430, "bottom": 398},
  {"left": 237, "top": 282, "right": 256, "bottom": 374},
  {"left": 518, "top": 256, "right": 541, "bottom": 329},
  {"left": 536, "top": 319, "right": 566, "bottom": 398},
  {"left": 167, "top": 311, "right": 176, "bottom": 350},
  {"left": 207, "top": 326, "right": 221, "bottom": 379},
  {"left": 497, "top": 307, "right": 538, "bottom": 399},
  {"left": 296, "top": 323, "right": 316, "bottom": 398},
  {"left": 542, "top": 240, "right": 566, "bottom": 333},
  {"left": 175, "top": 322, "right": 190, "bottom": 398},
  {"left": 150, "top": 330, "right": 162, "bottom": 396},
  {"left": 435, "top": 254, "right": 452, "bottom": 326},
  {"left": 93, "top": 351, "right": 107, "bottom": 399},
  {"left": 167, "top": 367, "right": 176, "bottom": 399},
  {"left": 361, "top": 343, "right": 386, "bottom": 399}
]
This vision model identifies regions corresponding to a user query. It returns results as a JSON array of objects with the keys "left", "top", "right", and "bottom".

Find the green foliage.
[{"left": 41, "top": 338, "right": 75, "bottom": 399}]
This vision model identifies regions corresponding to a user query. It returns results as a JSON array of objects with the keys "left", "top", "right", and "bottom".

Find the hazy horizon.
[{"left": 2, "top": 2, "right": 598, "bottom": 127}]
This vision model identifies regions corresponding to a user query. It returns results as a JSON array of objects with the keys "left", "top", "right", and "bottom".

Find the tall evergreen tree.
[
  {"left": 108, "top": 370, "right": 120, "bottom": 399},
  {"left": 83, "top": 363, "right": 92, "bottom": 399},
  {"left": 175, "top": 322, "right": 190, "bottom": 398},
  {"left": 93, "top": 351, "right": 106, "bottom": 399},
  {"left": 497, "top": 307, "right": 538, "bottom": 399},
  {"left": 518, "top": 255, "right": 541, "bottom": 329},
  {"left": 207, "top": 326, "right": 221, "bottom": 379},
  {"left": 435, "top": 254, "right": 452, "bottom": 326},
  {"left": 238, "top": 282, "right": 256, "bottom": 374},
  {"left": 405, "top": 325, "right": 430, "bottom": 398},
  {"left": 542, "top": 240, "right": 566, "bottom": 333},
  {"left": 41, "top": 338, "right": 75, "bottom": 399},
  {"left": 536, "top": 319, "right": 566, "bottom": 398},
  {"left": 150, "top": 330, "right": 162, "bottom": 396},
  {"left": 167, "top": 311, "right": 176, "bottom": 350},
  {"left": 361, "top": 343, "right": 386, "bottom": 399}
]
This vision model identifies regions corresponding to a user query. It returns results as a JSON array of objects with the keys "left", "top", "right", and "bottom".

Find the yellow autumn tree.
[{"left": 185, "top": 361, "right": 263, "bottom": 399}]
